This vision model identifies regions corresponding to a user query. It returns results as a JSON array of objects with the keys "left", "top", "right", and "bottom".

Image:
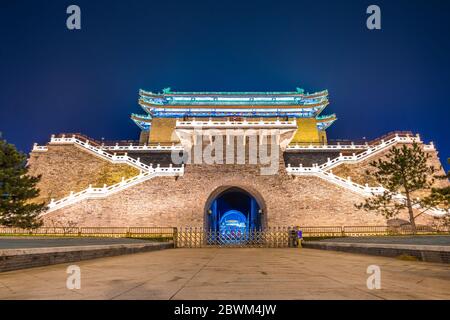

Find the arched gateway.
[{"left": 204, "top": 186, "right": 266, "bottom": 233}]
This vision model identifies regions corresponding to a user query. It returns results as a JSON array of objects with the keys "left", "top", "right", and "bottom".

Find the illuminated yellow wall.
[
  {"left": 146, "top": 116, "right": 327, "bottom": 145},
  {"left": 319, "top": 130, "right": 327, "bottom": 144},
  {"left": 148, "top": 118, "right": 179, "bottom": 144},
  {"left": 290, "top": 118, "right": 325, "bottom": 144}
]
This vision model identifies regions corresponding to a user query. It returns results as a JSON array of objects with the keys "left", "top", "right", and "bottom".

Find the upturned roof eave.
[
  {"left": 139, "top": 89, "right": 328, "bottom": 99},
  {"left": 138, "top": 100, "right": 329, "bottom": 110}
]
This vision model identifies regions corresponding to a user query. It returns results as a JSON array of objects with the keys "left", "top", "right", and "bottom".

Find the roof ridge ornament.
[{"left": 162, "top": 87, "right": 171, "bottom": 94}]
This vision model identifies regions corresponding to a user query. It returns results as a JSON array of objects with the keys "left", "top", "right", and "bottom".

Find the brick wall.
[
  {"left": 41, "top": 154, "right": 436, "bottom": 228},
  {"left": 28, "top": 145, "right": 139, "bottom": 203},
  {"left": 0, "top": 242, "right": 173, "bottom": 272}
]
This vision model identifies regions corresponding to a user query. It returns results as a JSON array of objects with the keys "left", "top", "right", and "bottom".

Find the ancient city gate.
[{"left": 175, "top": 186, "right": 298, "bottom": 248}]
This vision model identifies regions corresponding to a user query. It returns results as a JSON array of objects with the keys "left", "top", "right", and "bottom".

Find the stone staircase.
[
  {"left": 43, "top": 165, "right": 184, "bottom": 214},
  {"left": 285, "top": 134, "right": 446, "bottom": 217}
]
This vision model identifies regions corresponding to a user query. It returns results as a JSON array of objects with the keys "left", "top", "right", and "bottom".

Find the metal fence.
[
  {"left": 175, "top": 227, "right": 296, "bottom": 248},
  {"left": 300, "top": 225, "right": 449, "bottom": 238},
  {"left": 0, "top": 226, "right": 176, "bottom": 240},
  {"left": 0, "top": 225, "right": 448, "bottom": 246}
]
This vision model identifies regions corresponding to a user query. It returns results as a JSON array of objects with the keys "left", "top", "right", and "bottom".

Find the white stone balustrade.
[
  {"left": 423, "top": 142, "right": 435, "bottom": 151},
  {"left": 287, "top": 143, "right": 368, "bottom": 150},
  {"left": 100, "top": 143, "right": 184, "bottom": 151},
  {"left": 175, "top": 119, "right": 297, "bottom": 129},
  {"left": 32, "top": 143, "right": 48, "bottom": 152},
  {"left": 287, "top": 164, "right": 385, "bottom": 196},
  {"left": 286, "top": 164, "right": 321, "bottom": 173},
  {"left": 47, "top": 135, "right": 160, "bottom": 171},
  {"left": 286, "top": 133, "right": 422, "bottom": 151},
  {"left": 314, "top": 134, "right": 422, "bottom": 171},
  {"left": 44, "top": 165, "right": 184, "bottom": 214},
  {"left": 33, "top": 132, "right": 431, "bottom": 155}
]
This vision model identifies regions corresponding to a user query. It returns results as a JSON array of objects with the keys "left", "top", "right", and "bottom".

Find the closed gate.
[{"left": 175, "top": 227, "right": 298, "bottom": 248}]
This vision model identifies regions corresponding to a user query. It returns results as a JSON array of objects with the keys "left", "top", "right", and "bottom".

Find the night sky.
[{"left": 0, "top": 0, "right": 449, "bottom": 169}]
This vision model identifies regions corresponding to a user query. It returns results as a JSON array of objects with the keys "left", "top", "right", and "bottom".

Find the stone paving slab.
[{"left": 0, "top": 248, "right": 449, "bottom": 300}]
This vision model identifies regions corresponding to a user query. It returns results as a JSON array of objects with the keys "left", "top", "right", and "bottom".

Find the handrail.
[
  {"left": 286, "top": 133, "right": 433, "bottom": 152},
  {"left": 0, "top": 225, "right": 447, "bottom": 238},
  {"left": 35, "top": 132, "right": 434, "bottom": 154},
  {"left": 32, "top": 144, "right": 48, "bottom": 152},
  {"left": 287, "top": 143, "right": 368, "bottom": 150},
  {"left": 47, "top": 135, "right": 162, "bottom": 171},
  {"left": 100, "top": 143, "right": 184, "bottom": 151},
  {"left": 34, "top": 139, "right": 184, "bottom": 152},
  {"left": 286, "top": 164, "right": 385, "bottom": 195},
  {"left": 52, "top": 133, "right": 104, "bottom": 146},
  {"left": 315, "top": 134, "right": 423, "bottom": 171},
  {"left": 368, "top": 131, "right": 414, "bottom": 145}
]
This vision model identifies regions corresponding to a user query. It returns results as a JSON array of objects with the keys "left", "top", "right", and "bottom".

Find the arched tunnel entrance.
[{"left": 205, "top": 187, "right": 265, "bottom": 234}]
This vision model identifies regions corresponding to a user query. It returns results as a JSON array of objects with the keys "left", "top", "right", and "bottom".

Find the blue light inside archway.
[
  {"left": 207, "top": 188, "right": 262, "bottom": 232},
  {"left": 219, "top": 210, "right": 247, "bottom": 235}
]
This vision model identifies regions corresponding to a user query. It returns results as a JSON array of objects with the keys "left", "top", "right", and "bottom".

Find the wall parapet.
[{"left": 175, "top": 119, "right": 297, "bottom": 129}]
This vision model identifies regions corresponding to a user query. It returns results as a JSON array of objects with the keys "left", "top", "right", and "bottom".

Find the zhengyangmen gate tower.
[{"left": 29, "top": 88, "right": 447, "bottom": 232}]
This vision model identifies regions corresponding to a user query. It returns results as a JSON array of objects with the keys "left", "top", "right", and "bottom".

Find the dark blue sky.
[{"left": 0, "top": 0, "right": 449, "bottom": 169}]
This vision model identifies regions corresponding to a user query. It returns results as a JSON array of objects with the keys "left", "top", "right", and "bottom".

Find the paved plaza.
[{"left": 1, "top": 248, "right": 449, "bottom": 299}]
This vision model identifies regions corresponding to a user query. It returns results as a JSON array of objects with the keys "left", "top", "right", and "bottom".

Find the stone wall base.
[{"left": 0, "top": 242, "right": 173, "bottom": 272}]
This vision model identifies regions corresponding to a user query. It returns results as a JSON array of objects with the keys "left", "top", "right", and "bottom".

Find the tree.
[
  {"left": 356, "top": 142, "right": 437, "bottom": 233},
  {"left": 0, "top": 136, "right": 46, "bottom": 228},
  {"left": 423, "top": 158, "right": 450, "bottom": 228}
]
